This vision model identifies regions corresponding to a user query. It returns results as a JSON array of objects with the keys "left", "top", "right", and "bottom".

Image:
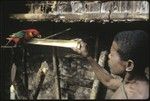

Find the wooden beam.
[
  {"left": 11, "top": 12, "right": 149, "bottom": 22},
  {"left": 10, "top": 1, "right": 149, "bottom": 22}
]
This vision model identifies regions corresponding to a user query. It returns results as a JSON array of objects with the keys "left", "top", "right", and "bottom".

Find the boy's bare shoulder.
[
  {"left": 111, "top": 80, "right": 149, "bottom": 99},
  {"left": 125, "top": 80, "right": 149, "bottom": 99}
]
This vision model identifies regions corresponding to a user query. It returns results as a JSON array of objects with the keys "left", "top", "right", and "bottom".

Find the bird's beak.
[{"left": 37, "top": 35, "right": 41, "bottom": 38}]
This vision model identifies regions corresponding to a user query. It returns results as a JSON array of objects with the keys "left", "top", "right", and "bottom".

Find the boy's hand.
[{"left": 71, "top": 38, "right": 89, "bottom": 57}]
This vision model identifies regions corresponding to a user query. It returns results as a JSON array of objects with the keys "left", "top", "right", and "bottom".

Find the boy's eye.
[
  {"left": 110, "top": 53, "right": 113, "bottom": 57},
  {"left": 111, "top": 51, "right": 116, "bottom": 56}
]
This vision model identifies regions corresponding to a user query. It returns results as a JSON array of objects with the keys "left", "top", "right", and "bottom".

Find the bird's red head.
[{"left": 24, "top": 29, "right": 41, "bottom": 38}]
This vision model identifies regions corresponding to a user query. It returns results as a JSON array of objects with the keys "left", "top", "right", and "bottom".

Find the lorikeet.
[{"left": 6, "top": 29, "right": 41, "bottom": 46}]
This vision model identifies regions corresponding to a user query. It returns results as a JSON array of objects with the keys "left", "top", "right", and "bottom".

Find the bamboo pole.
[{"left": 27, "top": 38, "right": 81, "bottom": 49}]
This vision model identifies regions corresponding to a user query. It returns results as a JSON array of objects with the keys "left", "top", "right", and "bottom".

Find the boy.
[{"left": 72, "top": 30, "right": 149, "bottom": 99}]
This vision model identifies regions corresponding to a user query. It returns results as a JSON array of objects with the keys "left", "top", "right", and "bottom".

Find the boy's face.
[{"left": 108, "top": 41, "right": 127, "bottom": 75}]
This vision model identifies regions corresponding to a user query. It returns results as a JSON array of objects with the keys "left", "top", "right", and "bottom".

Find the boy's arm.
[
  {"left": 87, "top": 56, "right": 122, "bottom": 90},
  {"left": 72, "top": 39, "right": 121, "bottom": 90}
]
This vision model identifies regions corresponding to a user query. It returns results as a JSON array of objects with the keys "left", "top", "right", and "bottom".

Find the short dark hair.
[{"left": 114, "top": 30, "right": 149, "bottom": 74}]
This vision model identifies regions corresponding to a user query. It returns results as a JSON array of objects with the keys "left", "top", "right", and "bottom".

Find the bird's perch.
[{"left": 27, "top": 38, "right": 81, "bottom": 49}]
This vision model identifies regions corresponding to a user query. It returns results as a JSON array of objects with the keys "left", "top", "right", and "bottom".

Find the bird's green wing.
[{"left": 11, "top": 31, "right": 25, "bottom": 38}]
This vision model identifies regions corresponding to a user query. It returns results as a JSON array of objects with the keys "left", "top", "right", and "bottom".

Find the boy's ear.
[{"left": 126, "top": 60, "right": 134, "bottom": 72}]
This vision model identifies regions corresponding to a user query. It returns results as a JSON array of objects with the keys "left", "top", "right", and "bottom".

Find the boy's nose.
[{"left": 108, "top": 53, "right": 111, "bottom": 59}]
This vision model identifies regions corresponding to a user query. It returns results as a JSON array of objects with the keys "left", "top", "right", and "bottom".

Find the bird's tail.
[{"left": 5, "top": 38, "right": 12, "bottom": 46}]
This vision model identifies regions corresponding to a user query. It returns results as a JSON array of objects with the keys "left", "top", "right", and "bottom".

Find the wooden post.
[
  {"left": 90, "top": 35, "right": 100, "bottom": 99},
  {"left": 22, "top": 46, "right": 29, "bottom": 97},
  {"left": 52, "top": 47, "right": 61, "bottom": 99},
  {"left": 90, "top": 50, "right": 108, "bottom": 99},
  {"left": 10, "top": 63, "right": 17, "bottom": 100},
  {"left": 94, "top": 34, "right": 99, "bottom": 62},
  {"left": 22, "top": 44, "right": 29, "bottom": 99},
  {"left": 31, "top": 61, "right": 48, "bottom": 99}
]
